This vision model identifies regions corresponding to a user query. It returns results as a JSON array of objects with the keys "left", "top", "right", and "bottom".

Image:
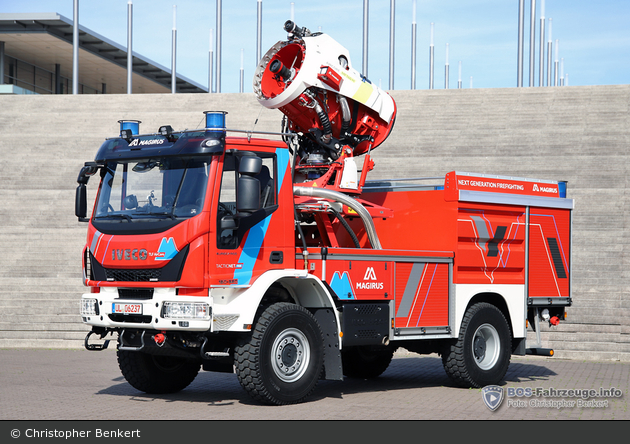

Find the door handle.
[{"left": 269, "top": 251, "right": 283, "bottom": 264}]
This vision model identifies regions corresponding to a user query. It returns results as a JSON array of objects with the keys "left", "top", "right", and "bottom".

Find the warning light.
[{"left": 118, "top": 119, "right": 141, "bottom": 136}]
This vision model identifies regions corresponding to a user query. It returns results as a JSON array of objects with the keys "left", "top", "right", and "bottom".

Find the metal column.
[
  {"left": 171, "top": 5, "right": 177, "bottom": 94},
  {"left": 362, "top": 0, "right": 368, "bottom": 76},
  {"left": 538, "top": 0, "right": 545, "bottom": 86},
  {"left": 256, "top": 0, "right": 262, "bottom": 64},
  {"left": 72, "top": 0, "right": 79, "bottom": 94},
  {"left": 444, "top": 43, "right": 449, "bottom": 89},
  {"left": 0, "top": 42, "right": 4, "bottom": 85},
  {"left": 429, "top": 22, "right": 434, "bottom": 89},
  {"left": 209, "top": 30, "right": 214, "bottom": 93},
  {"left": 410, "top": 0, "right": 416, "bottom": 90},
  {"left": 517, "top": 0, "right": 524, "bottom": 87},
  {"left": 546, "top": 18, "right": 552, "bottom": 87},
  {"left": 240, "top": 49, "right": 244, "bottom": 93},
  {"left": 554, "top": 39, "right": 559, "bottom": 86},
  {"left": 389, "top": 0, "right": 395, "bottom": 90},
  {"left": 127, "top": 1, "right": 133, "bottom": 94},
  {"left": 216, "top": 0, "right": 222, "bottom": 93},
  {"left": 529, "top": 0, "right": 536, "bottom": 87}
]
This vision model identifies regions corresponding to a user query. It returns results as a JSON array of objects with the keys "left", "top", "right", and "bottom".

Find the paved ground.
[{"left": 0, "top": 348, "right": 628, "bottom": 425}]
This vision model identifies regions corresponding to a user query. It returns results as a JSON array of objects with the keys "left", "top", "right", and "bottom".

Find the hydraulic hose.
[
  {"left": 338, "top": 96, "right": 352, "bottom": 136},
  {"left": 293, "top": 186, "right": 382, "bottom": 249},
  {"left": 313, "top": 102, "right": 333, "bottom": 144},
  {"left": 329, "top": 207, "right": 361, "bottom": 248}
]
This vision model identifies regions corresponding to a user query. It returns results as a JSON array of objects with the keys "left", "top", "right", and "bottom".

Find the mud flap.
[{"left": 310, "top": 307, "right": 343, "bottom": 381}]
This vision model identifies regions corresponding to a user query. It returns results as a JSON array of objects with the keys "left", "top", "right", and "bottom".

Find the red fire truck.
[{"left": 77, "top": 21, "right": 573, "bottom": 405}]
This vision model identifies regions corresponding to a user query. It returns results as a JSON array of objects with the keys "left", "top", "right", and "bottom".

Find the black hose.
[
  {"left": 315, "top": 107, "right": 333, "bottom": 142},
  {"left": 329, "top": 207, "right": 361, "bottom": 248}
]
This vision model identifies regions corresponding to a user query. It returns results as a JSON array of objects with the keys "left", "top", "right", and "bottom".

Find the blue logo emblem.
[
  {"left": 481, "top": 385, "right": 504, "bottom": 411},
  {"left": 330, "top": 271, "right": 355, "bottom": 299},
  {"left": 155, "top": 237, "right": 178, "bottom": 261}
]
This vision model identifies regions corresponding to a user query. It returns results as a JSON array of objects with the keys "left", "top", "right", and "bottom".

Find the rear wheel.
[
  {"left": 342, "top": 345, "right": 395, "bottom": 379},
  {"left": 442, "top": 302, "right": 512, "bottom": 388},
  {"left": 234, "top": 303, "right": 324, "bottom": 405},
  {"left": 117, "top": 350, "right": 200, "bottom": 394}
]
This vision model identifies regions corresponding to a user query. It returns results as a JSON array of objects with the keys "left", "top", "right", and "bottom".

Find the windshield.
[{"left": 94, "top": 157, "right": 210, "bottom": 222}]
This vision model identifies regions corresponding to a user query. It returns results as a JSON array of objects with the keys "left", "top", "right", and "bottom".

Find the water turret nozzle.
[
  {"left": 284, "top": 20, "right": 310, "bottom": 39},
  {"left": 269, "top": 59, "right": 293, "bottom": 82}
]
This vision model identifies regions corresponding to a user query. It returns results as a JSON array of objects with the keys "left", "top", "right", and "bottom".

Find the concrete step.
[{"left": 0, "top": 339, "right": 87, "bottom": 349}]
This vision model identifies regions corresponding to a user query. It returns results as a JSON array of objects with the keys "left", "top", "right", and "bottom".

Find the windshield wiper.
[
  {"left": 146, "top": 211, "right": 176, "bottom": 220},
  {"left": 96, "top": 213, "right": 133, "bottom": 222}
]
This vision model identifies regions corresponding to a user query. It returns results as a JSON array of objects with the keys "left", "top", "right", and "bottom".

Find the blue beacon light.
[
  {"left": 204, "top": 111, "right": 227, "bottom": 138},
  {"left": 118, "top": 120, "right": 141, "bottom": 136},
  {"left": 558, "top": 181, "right": 567, "bottom": 198}
]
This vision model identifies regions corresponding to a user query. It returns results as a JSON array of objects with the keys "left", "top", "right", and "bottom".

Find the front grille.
[
  {"left": 108, "top": 314, "right": 153, "bottom": 324},
  {"left": 117, "top": 288, "right": 154, "bottom": 299},
  {"left": 105, "top": 268, "right": 161, "bottom": 282}
]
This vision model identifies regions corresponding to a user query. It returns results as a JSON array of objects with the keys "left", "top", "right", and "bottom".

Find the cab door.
[{"left": 212, "top": 147, "right": 292, "bottom": 286}]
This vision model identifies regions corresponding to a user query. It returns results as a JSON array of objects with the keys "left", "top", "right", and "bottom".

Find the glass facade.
[{"left": 1, "top": 54, "right": 102, "bottom": 95}]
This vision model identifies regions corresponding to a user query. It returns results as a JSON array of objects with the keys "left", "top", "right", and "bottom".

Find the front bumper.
[{"left": 80, "top": 287, "right": 212, "bottom": 331}]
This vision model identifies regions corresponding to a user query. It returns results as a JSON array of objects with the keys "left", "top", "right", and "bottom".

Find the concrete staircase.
[{"left": 0, "top": 86, "right": 628, "bottom": 361}]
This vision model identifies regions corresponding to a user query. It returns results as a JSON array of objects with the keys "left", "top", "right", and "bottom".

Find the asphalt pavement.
[{"left": 0, "top": 347, "right": 628, "bottom": 424}]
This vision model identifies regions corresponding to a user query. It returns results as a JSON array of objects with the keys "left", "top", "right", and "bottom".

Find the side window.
[
  {"left": 258, "top": 157, "right": 276, "bottom": 208},
  {"left": 217, "top": 152, "right": 277, "bottom": 249}
]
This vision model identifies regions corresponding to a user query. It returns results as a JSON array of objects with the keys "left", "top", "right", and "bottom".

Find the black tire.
[
  {"left": 342, "top": 345, "right": 395, "bottom": 379},
  {"left": 442, "top": 302, "right": 512, "bottom": 388},
  {"left": 117, "top": 350, "right": 200, "bottom": 394},
  {"left": 234, "top": 302, "right": 324, "bottom": 405}
]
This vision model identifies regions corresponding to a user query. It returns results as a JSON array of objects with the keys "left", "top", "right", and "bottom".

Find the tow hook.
[
  {"left": 84, "top": 329, "right": 111, "bottom": 351},
  {"left": 153, "top": 332, "right": 166, "bottom": 347}
]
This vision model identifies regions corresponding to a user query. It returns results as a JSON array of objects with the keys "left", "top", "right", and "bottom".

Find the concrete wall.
[{"left": 0, "top": 86, "right": 628, "bottom": 361}]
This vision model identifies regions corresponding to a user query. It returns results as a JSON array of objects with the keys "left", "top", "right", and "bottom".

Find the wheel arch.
[
  {"left": 464, "top": 292, "right": 513, "bottom": 338},
  {"left": 454, "top": 285, "right": 526, "bottom": 344},
  {"left": 218, "top": 270, "right": 341, "bottom": 336}
]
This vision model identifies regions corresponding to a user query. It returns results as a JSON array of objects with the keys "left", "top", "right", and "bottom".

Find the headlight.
[
  {"left": 162, "top": 302, "right": 211, "bottom": 320},
  {"left": 81, "top": 298, "right": 99, "bottom": 316}
]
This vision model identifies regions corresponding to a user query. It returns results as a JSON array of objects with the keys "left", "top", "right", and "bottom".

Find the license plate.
[{"left": 112, "top": 303, "right": 143, "bottom": 315}]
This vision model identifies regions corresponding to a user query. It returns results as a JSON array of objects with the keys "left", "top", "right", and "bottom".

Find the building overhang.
[{"left": 0, "top": 12, "right": 207, "bottom": 94}]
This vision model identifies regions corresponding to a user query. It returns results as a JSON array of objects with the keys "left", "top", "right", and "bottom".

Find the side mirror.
[
  {"left": 77, "top": 162, "right": 98, "bottom": 185},
  {"left": 76, "top": 162, "right": 98, "bottom": 222},
  {"left": 236, "top": 155, "right": 262, "bottom": 216},
  {"left": 76, "top": 184, "right": 89, "bottom": 222}
]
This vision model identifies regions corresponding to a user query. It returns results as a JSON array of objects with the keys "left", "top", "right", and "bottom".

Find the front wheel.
[
  {"left": 234, "top": 303, "right": 324, "bottom": 405},
  {"left": 442, "top": 302, "right": 512, "bottom": 388}
]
